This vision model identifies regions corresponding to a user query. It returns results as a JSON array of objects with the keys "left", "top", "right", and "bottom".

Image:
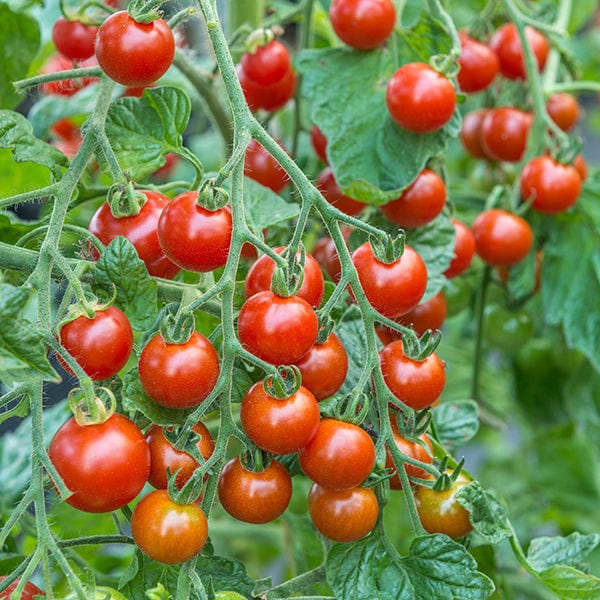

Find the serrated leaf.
[
  {"left": 195, "top": 555, "right": 257, "bottom": 598},
  {"left": 432, "top": 400, "right": 479, "bottom": 446},
  {"left": 537, "top": 565, "right": 600, "bottom": 600},
  {"left": 0, "top": 3, "right": 40, "bottom": 110},
  {"left": 93, "top": 236, "right": 159, "bottom": 330},
  {"left": 334, "top": 305, "right": 369, "bottom": 395},
  {"left": 456, "top": 482, "right": 511, "bottom": 544},
  {"left": 103, "top": 86, "right": 192, "bottom": 179},
  {"left": 528, "top": 532, "right": 600, "bottom": 573},
  {"left": 119, "top": 551, "right": 179, "bottom": 599},
  {"left": 243, "top": 177, "right": 300, "bottom": 232}
]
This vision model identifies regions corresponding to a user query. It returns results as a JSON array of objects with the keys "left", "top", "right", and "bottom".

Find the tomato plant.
[
  {"left": 317, "top": 166, "right": 367, "bottom": 216},
  {"left": 385, "top": 431, "right": 433, "bottom": 489},
  {"left": 457, "top": 31, "right": 500, "bottom": 93},
  {"left": 0, "top": 577, "right": 44, "bottom": 599},
  {"left": 52, "top": 18, "right": 98, "bottom": 62},
  {"left": 479, "top": 106, "right": 532, "bottom": 162},
  {"left": 244, "top": 139, "right": 289, "bottom": 192}
]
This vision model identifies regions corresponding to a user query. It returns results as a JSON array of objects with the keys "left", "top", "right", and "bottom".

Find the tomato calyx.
[
  {"left": 127, "top": 0, "right": 166, "bottom": 24},
  {"left": 270, "top": 245, "right": 306, "bottom": 297},
  {"left": 329, "top": 391, "right": 370, "bottom": 426},
  {"left": 244, "top": 27, "right": 279, "bottom": 54},
  {"left": 432, "top": 456, "right": 465, "bottom": 491},
  {"left": 159, "top": 302, "right": 196, "bottom": 345},
  {"left": 240, "top": 447, "right": 273, "bottom": 474},
  {"left": 263, "top": 365, "right": 302, "bottom": 399},
  {"left": 429, "top": 50, "right": 461, "bottom": 80},
  {"left": 68, "top": 386, "right": 117, "bottom": 426},
  {"left": 369, "top": 231, "right": 406, "bottom": 265},
  {"left": 400, "top": 327, "right": 442, "bottom": 362},
  {"left": 107, "top": 181, "right": 147, "bottom": 218},
  {"left": 196, "top": 178, "right": 229, "bottom": 211}
]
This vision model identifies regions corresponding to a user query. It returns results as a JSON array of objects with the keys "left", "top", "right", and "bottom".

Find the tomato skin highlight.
[
  {"left": 157, "top": 191, "right": 232, "bottom": 272},
  {"left": 131, "top": 489, "right": 208, "bottom": 564},
  {"left": 218, "top": 457, "right": 293, "bottom": 523},
  {"left": 308, "top": 484, "right": 379, "bottom": 542},
  {"left": 95, "top": 11, "right": 175, "bottom": 87},
  {"left": 48, "top": 413, "right": 150, "bottom": 513},
  {"left": 58, "top": 306, "right": 133, "bottom": 381},
  {"left": 237, "top": 290, "right": 319, "bottom": 365},
  {"left": 444, "top": 218, "right": 476, "bottom": 278},
  {"left": 53, "top": 17, "right": 98, "bottom": 61},
  {"left": 385, "top": 431, "right": 433, "bottom": 489},
  {"left": 299, "top": 418, "right": 376, "bottom": 490}
]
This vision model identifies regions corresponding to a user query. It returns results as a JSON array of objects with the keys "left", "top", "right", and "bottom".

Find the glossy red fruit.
[
  {"left": 295, "top": 332, "right": 349, "bottom": 400},
  {"left": 312, "top": 234, "right": 345, "bottom": 283},
  {"left": 380, "top": 340, "right": 446, "bottom": 410},
  {"left": 58, "top": 306, "right": 133, "bottom": 381},
  {"left": 381, "top": 169, "right": 446, "bottom": 228},
  {"left": 0, "top": 577, "right": 44, "bottom": 599},
  {"left": 480, "top": 107, "right": 532, "bottom": 163},
  {"left": 244, "top": 139, "right": 289, "bottom": 193},
  {"left": 457, "top": 31, "right": 500, "bottom": 93},
  {"left": 520, "top": 155, "right": 582, "bottom": 214},
  {"left": 351, "top": 242, "right": 428, "bottom": 318},
  {"left": 317, "top": 167, "right": 367, "bottom": 216},
  {"left": 237, "top": 291, "right": 319, "bottom": 365},
  {"left": 444, "top": 218, "right": 476, "bottom": 278},
  {"left": 240, "top": 40, "right": 291, "bottom": 86},
  {"left": 385, "top": 431, "right": 433, "bottom": 489},
  {"left": 386, "top": 62, "right": 456, "bottom": 133},
  {"left": 245, "top": 247, "right": 325, "bottom": 308},
  {"left": 238, "top": 63, "right": 296, "bottom": 112},
  {"left": 546, "top": 93, "right": 580, "bottom": 132},
  {"left": 460, "top": 109, "right": 491, "bottom": 160},
  {"left": 53, "top": 17, "right": 98, "bottom": 61},
  {"left": 311, "top": 125, "right": 328, "bottom": 163},
  {"left": 574, "top": 154, "right": 587, "bottom": 181},
  {"left": 471, "top": 209, "right": 533, "bottom": 266},
  {"left": 329, "top": 0, "right": 396, "bottom": 50}
]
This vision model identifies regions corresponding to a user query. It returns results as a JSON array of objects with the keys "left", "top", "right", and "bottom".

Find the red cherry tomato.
[
  {"left": 310, "top": 125, "right": 328, "bottom": 163},
  {"left": 385, "top": 430, "right": 433, "bottom": 489},
  {"left": 444, "top": 218, "right": 476, "bottom": 278},
  {"left": 490, "top": 23, "right": 549, "bottom": 80},
  {"left": 217, "top": 456, "right": 292, "bottom": 523},
  {"left": 480, "top": 107, "right": 532, "bottom": 163},
  {"left": 574, "top": 154, "right": 588, "bottom": 181},
  {"left": 472, "top": 209, "right": 533, "bottom": 266},
  {"left": 546, "top": 93, "right": 580, "bottom": 132},
  {"left": 89, "top": 190, "right": 180, "bottom": 279},
  {"left": 48, "top": 413, "right": 150, "bottom": 513},
  {"left": 40, "top": 53, "right": 98, "bottom": 96},
  {"left": 351, "top": 242, "right": 427, "bottom": 318},
  {"left": 460, "top": 109, "right": 491, "bottom": 160},
  {"left": 299, "top": 418, "right": 376, "bottom": 490},
  {"left": 244, "top": 139, "right": 289, "bottom": 193},
  {"left": 312, "top": 236, "right": 342, "bottom": 282},
  {"left": 52, "top": 17, "right": 98, "bottom": 61},
  {"left": 294, "top": 332, "right": 349, "bottom": 400},
  {"left": 58, "top": 306, "right": 133, "bottom": 381},
  {"left": 520, "top": 155, "right": 582, "bottom": 214},
  {"left": 238, "top": 63, "right": 296, "bottom": 112},
  {"left": 386, "top": 62, "right": 456, "bottom": 133},
  {"left": 131, "top": 489, "right": 208, "bottom": 564},
  {"left": 147, "top": 422, "right": 214, "bottom": 489},
  {"left": 380, "top": 340, "right": 446, "bottom": 410},
  {"left": 139, "top": 331, "right": 220, "bottom": 409},
  {"left": 157, "top": 191, "right": 232, "bottom": 272},
  {"left": 308, "top": 484, "right": 379, "bottom": 542},
  {"left": 457, "top": 30, "right": 500, "bottom": 93},
  {"left": 317, "top": 166, "right": 366, "bottom": 216},
  {"left": 329, "top": 0, "right": 396, "bottom": 50},
  {"left": 244, "top": 247, "right": 325, "bottom": 308},
  {"left": 95, "top": 11, "right": 175, "bottom": 86},
  {"left": 237, "top": 290, "right": 318, "bottom": 365},
  {"left": 241, "top": 381, "right": 320, "bottom": 454},
  {"left": 240, "top": 40, "right": 291, "bottom": 86},
  {"left": 0, "top": 577, "right": 44, "bottom": 599},
  {"left": 380, "top": 169, "right": 447, "bottom": 228}
]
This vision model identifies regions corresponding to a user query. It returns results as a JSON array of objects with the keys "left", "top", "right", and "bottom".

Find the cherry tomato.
[
  {"left": 147, "top": 422, "right": 215, "bottom": 489},
  {"left": 52, "top": 17, "right": 98, "bottom": 61},
  {"left": 414, "top": 471, "right": 473, "bottom": 538},
  {"left": 574, "top": 154, "right": 588, "bottom": 181},
  {"left": 40, "top": 53, "right": 98, "bottom": 96},
  {"left": 459, "top": 109, "right": 491, "bottom": 160},
  {"left": 139, "top": 331, "right": 220, "bottom": 409},
  {"left": 310, "top": 125, "right": 328, "bottom": 163},
  {"left": 217, "top": 456, "right": 292, "bottom": 523},
  {"left": 351, "top": 242, "right": 428, "bottom": 318},
  {"left": 240, "top": 40, "right": 291, "bottom": 86},
  {"left": 444, "top": 218, "right": 476, "bottom": 279},
  {"left": 131, "top": 489, "right": 208, "bottom": 564},
  {"left": 294, "top": 332, "right": 349, "bottom": 400},
  {"left": 244, "top": 139, "right": 289, "bottom": 193},
  {"left": 520, "top": 155, "right": 581, "bottom": 214},
  {"left": 58, "top": 305, "right": 133, "bottom": 381},
  {"left": 299, "top": 418, "right": 376, "bottom": 490},
  {"left": 457, "top": 31, "right": 500, "bottom": 93},
  {"left": 483, "top": 304, "right": 534, "bottom": 352},
  {"left": 0, "top": 577, "right": 44, "bottom": 599},
  {"left": 153, "top": 152, "right": 179, "bottom": 180},
  {"left": 48, "top": 413, "right": 150, "bottom": 513},
  {"left": 317, "top": 167, "right": 367, "bottom": 216},
  {"left": 157, "top": 192, "right": 232, "bottom": 272},
  {"left": 308, "top": 484, "right": 379, "bottom": 542},
  {"left": 245, "top": 247, "right": 325, "bottom": 308},
  {"left": 386, "top": 62, "right": 456, "bottom": 133},
  {"left": 380, "top": 340, "right": 446, "bottom": 410},
  {"left": 313, "top": 235, "right": 342, "bottom": 282},
  {"left": 546, "top": 92, "right": 579, "bottom": 132},
  {"left": 241, "top": 381, "right": 320, "bottom": 454},
  {"left": 237, "top": 290, "right": 318, "bottom": 365},
  {"left": 490, "top": 23, "right": 549, "bottom": 80},
  {"left": 95, "top": 11, "right": 175, "bottom": 87},
  {"left": 329, "top": 0, "right": 396, "bottom": 50},
  {"left": 385, "top": 431, "right": 433, "bottom": 489},
  {"left": 89, "top": 190, "right": 180, "bottom": 279},
  {"left": 380, "top": 169, "right": 446, "bottom": 228},
  {"left": 471, "top": 209, "right": 533, "bottom": 266},
  {"left": 480, "top": 107, "right": 532, "bottom": 163},
  {"left": 238, "top": 63, "right": 296, "bottom": 112}
]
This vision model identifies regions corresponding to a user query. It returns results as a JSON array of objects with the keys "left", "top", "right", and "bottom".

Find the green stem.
[
  {"left": 542, "top": 0, "right": 572, "bottom": 90},
  {"left": 470, "top": 265, "right": 490, "bottom": 401},
  {"left": 13, "top": 67, "right": 102, "bottom": 93}
]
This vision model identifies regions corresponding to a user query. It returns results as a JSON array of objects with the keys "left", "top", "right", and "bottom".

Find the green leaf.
[
  {"left": 194, "top": 555, "right": 257, "bottom": 598},
  {"left": 432, "top": 400, "right": 479, "bottom": 446},
  {"left": 119, "top": 551, "right": 180, "bottom": 599},
  {"left": 0, "top": 3, "right": 40, "bottom": 110},
  {"left": 103, "top": 86, "right": 192, "bottom": 180},
  {"left": 537, "top": 565, "right": 600, "bottom": 600},
  {"left": 333, "top": 305, "right": 369, "bottom": 395},
  {"left": 0, "top": 283, "right": 32, "bottom": 319},
  {"left": 456, "top": 482, "right": 511, "bottom": 544},
  {"left": 527, "top": 532, "right": 600, "bottom": 572},
  {"left": 93, "top": 236, "right": 159, "bottom": 331},
  {"left": 243, "top": 177, "right": 300, "bottom": 232}
]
